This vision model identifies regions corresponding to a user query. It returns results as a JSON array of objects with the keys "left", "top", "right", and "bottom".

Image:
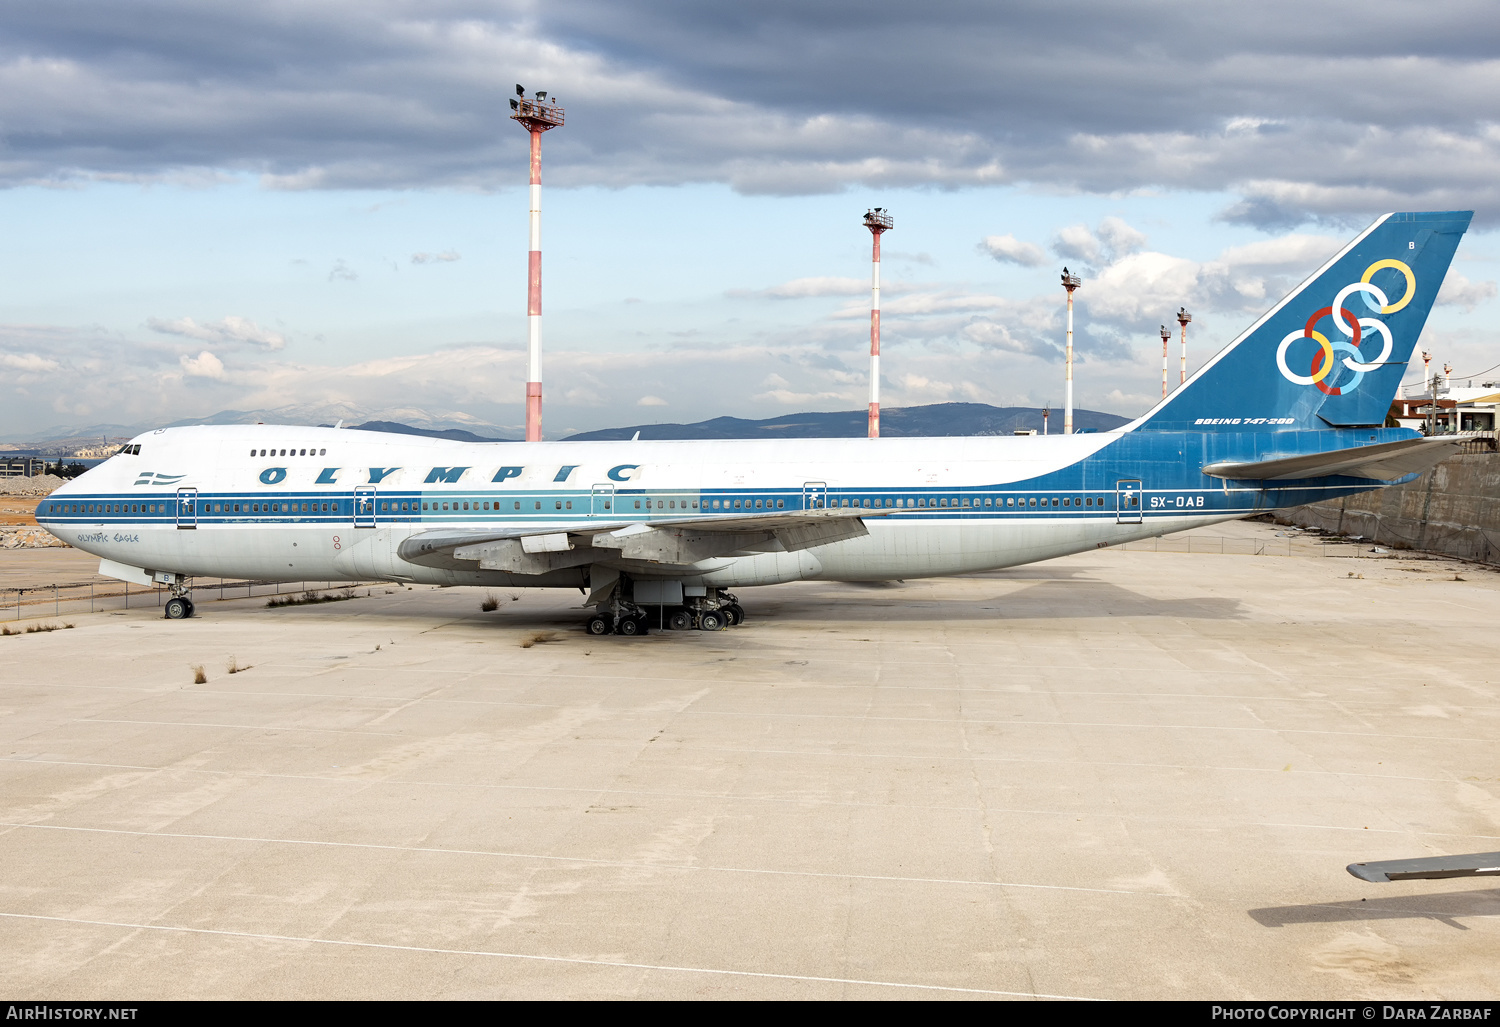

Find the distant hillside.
[
  {"left": 561, "top": 403, "right": 1130, "bottom": 441},
  {"left": 336, "top": 420, "right": 518, "bottom": 443}
]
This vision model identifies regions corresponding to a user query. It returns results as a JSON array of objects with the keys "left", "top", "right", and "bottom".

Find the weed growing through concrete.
[
  {"left": 520, "top": 631, "right": 559, "bottom": 649},
  {"left": 192, "top": 665, "right": 207, "bottom": 684},
  {"left": 481, "top": 594, "right": 499, "bottom": 612},
  {"left": 5, "top": 623, "right": 76, "bottom": 636},
  {"left": 226, "top": 657, "right": 252, "bottom": 674},
  {"left": 267, "top": 588, "right": 357, "bottom": 608}
]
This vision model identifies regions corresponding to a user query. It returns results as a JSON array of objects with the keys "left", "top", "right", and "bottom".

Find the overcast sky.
[{"left": 2, "top": 0, "right": 1498, "bottom": 439}]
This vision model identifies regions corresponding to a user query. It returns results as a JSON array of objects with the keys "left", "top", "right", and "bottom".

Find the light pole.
[
  {"left": 509, "top": 85, "right": 564, "bottom": 442},
  {"left": 1176, "top": 307, "right": 1193, "bottom": 385},
  {"left": 1160, "top": 325, "right": 1172, "bottom": 397},
  {"left": 1061, "top": 268, "right": 1082, "bottom": 434},
  {"left": 863, "top": 209, "right": 893, "bottom": 438}
]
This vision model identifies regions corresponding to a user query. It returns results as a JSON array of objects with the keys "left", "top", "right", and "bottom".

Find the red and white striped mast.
[
  {"left": 509, "top": 85, "right": 564, "bottom": 442},
  {"left": 862, "top": 209, "right": 893, "bottom": 438},
  {"left": 1159, "top": 324, "right": 1172, "bottom": 397},
  {"left": 1176, "top": 307, "right": 1192, "bottom": 385}
]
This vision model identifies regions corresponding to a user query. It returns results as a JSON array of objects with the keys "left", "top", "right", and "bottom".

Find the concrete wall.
[{"left": 1274, "top": 452, "right": 1500, "bottom": 564}]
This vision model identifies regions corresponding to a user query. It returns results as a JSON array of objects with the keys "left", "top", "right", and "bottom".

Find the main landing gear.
[
  {"left": 164, "top": 582, "right": 196, "bottom": 620},
  {"left": 582, "top": 584, "right": 745, "bottom": 636}
]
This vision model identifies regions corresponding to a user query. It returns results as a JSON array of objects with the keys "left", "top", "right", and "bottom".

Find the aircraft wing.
[
  {"left": 1202, "top": 434, "right": 1468, "bottom": 482},
  {"left": 397, "top": 507, "right": 887, "bottom": 573}
]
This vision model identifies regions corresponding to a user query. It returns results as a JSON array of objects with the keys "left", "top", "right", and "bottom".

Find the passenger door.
[
  {"left": 175, "top": 487, "right": 198, "bottom": 530},
  {"left": 1116, "top": 479, "right": 1143, "bottom": 524},
  {"left": 802, "top": 481, "right": 828, "bottom": 510},
  {"left": 354, "top": 486, "right": 376, "bottom": 528},
  {"left": 591, "top": 484, "right": 615, "bottom": 518}
]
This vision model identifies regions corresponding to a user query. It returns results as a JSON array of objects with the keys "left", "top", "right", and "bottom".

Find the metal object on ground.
[{"left": 1348, "top": 851, "right": 1500, "bottom": 882}]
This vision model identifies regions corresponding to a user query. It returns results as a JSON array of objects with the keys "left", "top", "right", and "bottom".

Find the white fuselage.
[{"left": 42, "top": 425, "right": 1255, "bottom": 589}]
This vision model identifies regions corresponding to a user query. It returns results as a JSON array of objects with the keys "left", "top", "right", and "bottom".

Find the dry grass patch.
[
  {"left": 191, "top": 665, "right": 207, "bottom": 684},
  {"left": 3, "top": 623, "right": 74, "bottom": 636},
  {"left": 519, "top": 631, "right": 559, "bottom": 649},
  {"left": 480, "top": 594, "right": 499, "bottom": 612},
  {"left": 226, "top": 656, "right": 252, "bottom": 674},
  {"left": 267, "top": 588, "right": 356, "bottom": 608}
]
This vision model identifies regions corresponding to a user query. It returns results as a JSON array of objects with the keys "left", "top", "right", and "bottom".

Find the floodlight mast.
[
  {"left": 1176, "top": 307, "right": 1193, "bottom": 385},
  {"left": 1160, "top": 325, "right": 1172, "bottom": 397},
  {"left": 863, "top": 208, "right": 893, "bottom": 438},
  {"left": 1060, "top": 269, "right": 1082, "bottom": 434},
  {"left": 510, "top": 86, "right": 564, "bottom": 442}
]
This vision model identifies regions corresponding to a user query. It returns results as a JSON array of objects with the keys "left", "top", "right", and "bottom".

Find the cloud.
[
  {"left": 0, "top": 352, "right": 61, "bottom": 372},
  {"left": 1053, "top": 225, "right": 1101, "bottom": 265},
  {"left": 979, "top": 233, "right": 1047, "bottom": 267},
  {"left": 411, "top": 250, "right": 460, "bottom": 264},
  {"left": 730, "top": 276, "right": 869, "bottom": 299},
  {"left": 146, "top": 314, "right": 287, "bottom": 350},
  {"left": 328, "top": 260, "right": 357, "bottom": 282},
  {"left": 179, "top": 350, "right": 227, "bottom": 380},
  {"left": 2, "top": 3, "right": 1499, "bottom": 221},
  {"left": 636, "top": 394, "right": 667, "bottom": 406},
  {"left": 1436, "top": 271, "right": 1498, "bottom": 311}
]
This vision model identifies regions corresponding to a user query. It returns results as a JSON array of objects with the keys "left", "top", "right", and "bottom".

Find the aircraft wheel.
[
  {"left": 724, "top": 604, "right": 744, "bottom": 626},
  {"left": 585, "top": 614, "right": 613, "bottom": 635},
  {"left": 699, "top": 610, "right": 724, "bottom": 632},
  {"left": 667, "top": 609, "right": 692, "bottom": 631},
  {"left": 165, "top": 597, "right": 191, "bottom": 620},
  {"left": 617, "top": 617, "right": 641, "bottom": 636}
]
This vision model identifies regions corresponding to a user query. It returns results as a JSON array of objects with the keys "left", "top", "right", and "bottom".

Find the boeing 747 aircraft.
[{"left": 38, "top": 210, "right": 1473, "bottom": 635}]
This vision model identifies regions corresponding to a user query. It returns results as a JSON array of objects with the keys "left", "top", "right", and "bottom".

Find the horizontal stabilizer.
[
  {"left": 1202, "top": 434, "right": 1467, "bottom": 482},
  {"left": 1347, "top": 851, "right": 1500, "bottom": 883}
]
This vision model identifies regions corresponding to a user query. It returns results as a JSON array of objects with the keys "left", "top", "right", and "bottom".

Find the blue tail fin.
[{"left": 1133, "top": 211, "right": 1472, "bottom": 432}]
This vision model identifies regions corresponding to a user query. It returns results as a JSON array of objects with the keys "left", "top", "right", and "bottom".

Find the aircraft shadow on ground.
[
  {"left": 1248, "top": 890, "right": 1500, "bottom": 931},
  {"left": 231, "top": 575, "right": 1244, "bottom": 629},
  {"left": 769, "top": 577, "right": 1244, "bottom": 623}
]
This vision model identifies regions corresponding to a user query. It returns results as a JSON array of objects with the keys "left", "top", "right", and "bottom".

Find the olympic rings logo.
[{"left": 1275, "top": 259, "right": 1415, "bottom": 395}]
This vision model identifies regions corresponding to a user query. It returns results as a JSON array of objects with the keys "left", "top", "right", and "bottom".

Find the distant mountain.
[
  {"left": 560, "top": 403, "right": 1130, "bottom": 441},
  {"left": 338, "top": 420, "right": 518, "bottom": 443}
]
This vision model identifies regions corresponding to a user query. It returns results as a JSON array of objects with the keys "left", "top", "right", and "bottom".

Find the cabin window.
[
  {"left": 248, "top": 450, "right": 255, "bottom": 457},
  {"left": 1063, "top": 498, "right": 1071, "bottom": 507},
  {"left": 1085, "top": 498, "right": 1092, "bottom": 507},
  {"left": 1052, "top": 498, "right": 1059, "bottom": 507},
  {"left": 734, "top": 500, "right": 742, "bottom": 509},
  {"left": 555, "top": 500, "right": 561, "bottom": 510},
  {"left": 566, "top": 500, "right": 573, "bottom": 510},
  {"left": 299, "top": 449, "right": 306, "bottom": 456},
  {"left": 534, "top": 501, "right": 541, "bottom": 510},
  {"left": 634, "top": 500, "right": 641, "bottom": 509},
  {"left": 777, "top": 499, "right": 785, "bottom": 509},
  {"left": 380, "top": 502, "right": 388, "bottom": 512},
  {"left": 514, "top": 501, "right": 521, "bottom": 510},
  {"left": 319, "top": 449, "right": 326, "bottom": 456}
]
